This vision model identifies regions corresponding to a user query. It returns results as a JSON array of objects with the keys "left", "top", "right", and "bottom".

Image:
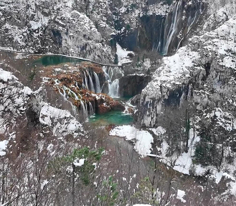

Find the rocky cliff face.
[
  {"left": 1, "top": 0, "right": 236, "bottom": 205},
  {"left": 0, "top": 0, "right": 204, "bottom": 62},
  {"left": 138, "top": 0, "right": 236, "bottom": 198}
]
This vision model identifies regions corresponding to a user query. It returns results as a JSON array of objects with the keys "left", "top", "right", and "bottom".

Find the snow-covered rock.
[{"left": 110, "top": 125, "right": 153, "bottom": 157}]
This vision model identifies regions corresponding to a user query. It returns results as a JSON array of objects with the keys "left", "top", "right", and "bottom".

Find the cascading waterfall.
[
  {"left": 80, "top": 99, "right": 88, "bottom": 118},
  {"left": 108, "top": 79, "right": 120, "bottom": 98},
  {"left": 93, "top": 71, "right": 101, "bottom": 93},
  {"left": 102, "top": 66, "right": 123, "bottom": 98},
  {"left": 63, "top": 85, "right": 81, "bottom": 100},
  {"left": 83, "top": 70, "right": 98, "bottom": 93},
  {"left": 87, "top": 70, "right": 95, "bottom": 93},
  {"left": 88, "top": 102, "right": 94, "bottom": 115},
  {"left": 163, "top": 0, "right": 182, "bottom": 55},
  {"left": 54, "top": 81, "right": 90, "bottom": 119},
  {"left": 55, "top": 83, "right": 86, "bottom": 118},
  {"left": 83, "top": 71, "right": 89, "bottom": 90}
]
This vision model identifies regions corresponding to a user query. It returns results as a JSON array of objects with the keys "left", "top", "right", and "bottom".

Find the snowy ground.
[{"left": 109, "top": 125, "right": 153, "bottom": 157}]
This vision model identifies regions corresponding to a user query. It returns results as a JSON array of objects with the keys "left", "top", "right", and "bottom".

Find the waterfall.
[
  {"left": 86, "top": 70, "right": 95, "bottom": 93},
  {"left": 54, "top": 83, "right": 82, "bottom": 119},
  {"left": 54, "top": 79, "right": 92, "bottom": 120},
  {"left": 108, "top": 79, "right": 120, "bottom": 98},
  {"left": 83, "top": 70, "right": 100, "bottom": 93},
  {"left": 58, "top": 87, "right": 67, "bottom": 99},
  {"left": 93, "top": 71, "right": 101, "bottom": 93},
  {"left": 83, "top": 71, "right": 89, "bottom": 90},
  {"left": 176, "top": 10, "right": 199, "bottom": 50},
  {"left": 70, "top": 102, "right": 78, "bottom": 117},
  {"left": 88, "top": 102, "right": 94, "bottom": 115},
  {"left": 62, "top": 85, "right": 82, "bottom": 100},
  {"left": 80, "top": 100, "right": 88, "bottom": 118},
  {"left": 163, "top": 0, "right": 182, "bottom": 55},
  {"left": 102, "top": 66, "right": 123, "bottom": 98}
]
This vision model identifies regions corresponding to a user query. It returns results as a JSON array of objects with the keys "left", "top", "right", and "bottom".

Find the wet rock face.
[
  {"left": 119, "top": 75, "right": 151, "bottom": 97},
  {"left": 116, "top": 0, "right": 203, "bottom": 54},
  {"left": 138, "top": 15, "right": 165, "bottom": 51}
]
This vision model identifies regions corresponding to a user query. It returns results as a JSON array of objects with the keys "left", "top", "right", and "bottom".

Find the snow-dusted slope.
[
  {"left": 138, "top": 1, "right": 236, "bottom": 199},
  {"left": 0, "top": 0, "right": 113, "bottom": 62},
  {"left": 0, "top": 68, "right": 84, "bottom": 156},
  {"left": 139, "top": 0, "right": 236, "bottom": 126}
]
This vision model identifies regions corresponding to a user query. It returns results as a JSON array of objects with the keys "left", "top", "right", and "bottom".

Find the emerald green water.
[
  {"left": 89, "top": 111, "right": 133, "bottom": 126},
  {"left": 35, "top": 55, "right": 82, "bottom": 66}
]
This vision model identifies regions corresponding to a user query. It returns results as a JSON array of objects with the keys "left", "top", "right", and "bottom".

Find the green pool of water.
[
  {"left": 89, "top": 111, "right": 133, "bottom": 126},
  {"left": 35, "top": 55, "right": 82, "bottom": 66}
]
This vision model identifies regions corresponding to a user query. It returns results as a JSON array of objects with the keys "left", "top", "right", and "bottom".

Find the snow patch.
[
  {"left": 0, "top": 68, "right": 17, "bottom": 82},
  {"left": 39, "top": 104, "right": 83, "bottom": 136},
  {"left": 0, "top": 140, "right": 9, "bottom": 156},
  {"left": 177, "top": 190, "right": 186, "bottom": 203},
  {"left": 149, "top": 126, "right": 166, "bottom": 136},
  {"left": 74, "top": 159, "right": 85, "bottom": 167},
  {"left": 110, "top": 125, "right": 153, "bottom": 157},
  {"left": 173, "top": 152, "right": 193, "bottom": 175}
]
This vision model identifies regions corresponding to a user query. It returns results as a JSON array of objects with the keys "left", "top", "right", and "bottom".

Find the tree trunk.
[{"left": 72, "top": 163, "right": 75, "bottom": 206}]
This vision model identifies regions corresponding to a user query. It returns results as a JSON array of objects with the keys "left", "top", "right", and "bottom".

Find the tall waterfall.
[
  {"left": 93, "top": 71, "right": 101, "bottom": 93},
  {"left": 163, "top": 0, "right": 182, "bottom": 55},
  {"left": 153, "top": 0, "right": 203, "bottom": 55},
  {"left": 87, "top": 71, "right": 95, "bottom": 93}
]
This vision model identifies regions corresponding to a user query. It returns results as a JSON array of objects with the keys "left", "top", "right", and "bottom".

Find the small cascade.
[
  {"left": 88, "top": 102, "right": 94, "bottom": 115},
  {"left": 93, "top": 71, "right": 101, "bottom": 93},
  {"left": 108, "top": 79, "right": 120, "bottom": 98},
  {"left": 87, "top": 70, "right": 95, "bottom": 93},
  {"left": 70, "top": 102, "right": 78, "bottom": 117},
  {"left": 59, "top": 85, "right": 83, "bottom": 101},
  {"left": 80, "top": 99, "right": 88, "bottom": 118},
  {"left": 102, "top": 66, "right": 124, "bottom": 98},
  {"left": 163, "top": 0, "right": 182, "bottom": 55},
  {"left": 58, "top": 87, "right": 67, "bottom": 99}
]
